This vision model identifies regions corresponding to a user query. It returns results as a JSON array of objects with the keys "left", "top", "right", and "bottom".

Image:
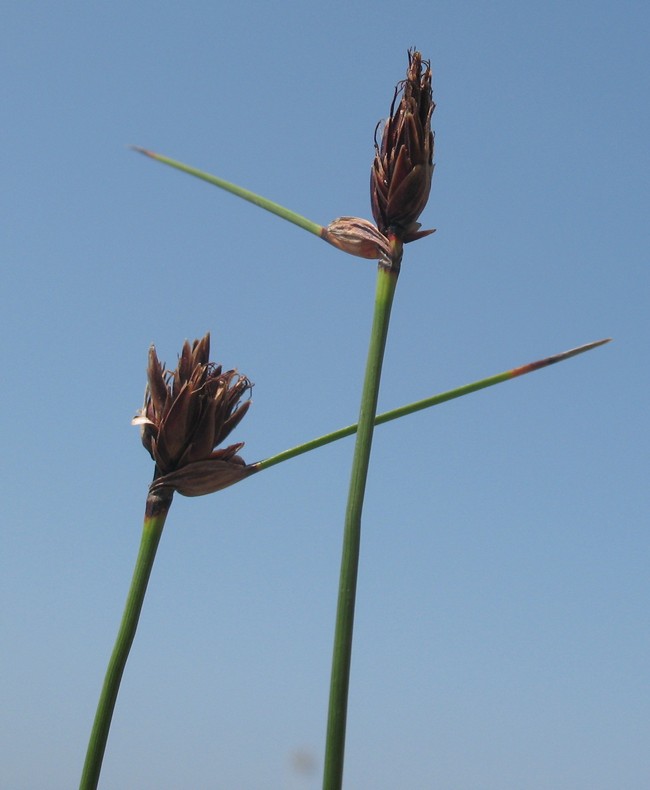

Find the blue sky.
[{"left": 2, "top": 2, "right": 648, "bottom": 788}]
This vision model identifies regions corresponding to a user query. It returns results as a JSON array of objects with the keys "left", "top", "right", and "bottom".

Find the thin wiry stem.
[
  {"left": 322, "top": 262, "right": 399, "bottom": 790},
  {"left": 79, "top": 489, "right": 173, "bottom": 790},
  {"left": 253, "top": 338, "right": 611, "bottom": 472},
  {"left": 131, "top": 147, "right": 325, "bottom": 238}
]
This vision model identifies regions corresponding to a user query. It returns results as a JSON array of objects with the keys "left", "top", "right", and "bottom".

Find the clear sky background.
[{"left": 2, "top": 2, "right": 648, "bottom": 789}]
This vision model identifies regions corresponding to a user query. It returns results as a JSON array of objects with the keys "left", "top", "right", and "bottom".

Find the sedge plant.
[
  {"left": 80, "top": 49, "right": 610, "bottom": 790},
  {"left": 78, "top": 332, "right": 608, "bottom": 790}
]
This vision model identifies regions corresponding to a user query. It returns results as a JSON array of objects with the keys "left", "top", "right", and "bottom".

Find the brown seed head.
[
  {"left": 370, "top": 50, "right": 435, "bottom": 243},
  {"left": 132, "top": 333, "right": 253, "bottom": 496}
]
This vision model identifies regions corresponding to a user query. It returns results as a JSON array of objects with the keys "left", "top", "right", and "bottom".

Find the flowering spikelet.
[
  {"left": 370, "top": 49, "right": 435, "bottom": 243},
  {"left": 321, "top": 216, "right": 393, "bottom": 260},
  {"left": 132, "top": 333, "right": 253, "bottom": 496}
]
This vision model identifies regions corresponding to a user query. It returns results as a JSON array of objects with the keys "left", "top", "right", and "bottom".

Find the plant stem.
[
  {"left": 322, "top": 262, "right": 399, "bottom": 790},
  {"left": 130, "top": 147, "right": 324, "bottom": 238},
  {"left": 254, "top": 338, "right": 611, "bottom": 473},
  {"left": 79, "top": 488, "right": 173, "bottom": 790}
]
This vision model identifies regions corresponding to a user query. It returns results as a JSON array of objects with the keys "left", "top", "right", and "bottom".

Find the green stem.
[
  {"left": 79, "top": 489, "right": 173, "bottom": 790},
  {"left": 254, "top": 338, "right": 611, "bottom": 473},
  {"left": 322, "top": 263, "right": 399, "bottom": 790},
  {"left": 130, "top": 147, "right": 324, "bottom": 238}
]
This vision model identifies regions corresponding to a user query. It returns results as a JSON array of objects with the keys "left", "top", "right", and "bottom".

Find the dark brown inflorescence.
[
  {"left": 370, "top": 49, "right": 435, "bottom": 244},
  {"left": 132, "top": 333, "right": 253, "bottom": 497}
]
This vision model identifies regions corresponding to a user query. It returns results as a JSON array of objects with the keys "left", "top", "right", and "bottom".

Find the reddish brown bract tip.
[
  {"left": 370, "top": 50, "right": 435, "bottom": 244},
  {"left": 132, "top": 333, "right": 253, "bottom": 497}
]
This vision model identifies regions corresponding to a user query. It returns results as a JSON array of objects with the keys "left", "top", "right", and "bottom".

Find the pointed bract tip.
[
  {"left": 556, "top": 337, "right": 613, "bottom": 357},
  {"left": 510, "top": 338, "right": 612, "bottom": 378},
  {"left": 129, "top": 145, "right": 158, "bottom": 159}
]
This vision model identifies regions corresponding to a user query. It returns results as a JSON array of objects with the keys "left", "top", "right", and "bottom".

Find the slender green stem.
[
  {"left": 322, "top": 263, "right": 399, "bottom": 790},
  {"left": 130, "top": 147, "right": 324, "bottom": 238},
  {"left": 253, "top": 338, "right": 611, "bottom": 473},
  {"left": 79, "top": 489, "right": 173, "bottom": 790}
]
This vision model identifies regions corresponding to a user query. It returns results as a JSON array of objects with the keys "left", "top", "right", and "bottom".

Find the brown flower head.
[
  {"left": 132, "top": 333, "right": 253, "bottom": 496},
  {"left": 370, "top": 49, "right": 435, "bottom": 244}
]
